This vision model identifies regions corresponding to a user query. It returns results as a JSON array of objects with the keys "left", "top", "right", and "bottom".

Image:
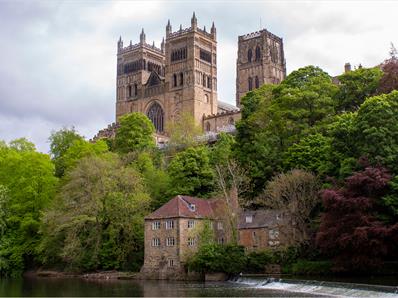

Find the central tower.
[{"left": 165, "top": 13, "right": 217, "bottom": 125}]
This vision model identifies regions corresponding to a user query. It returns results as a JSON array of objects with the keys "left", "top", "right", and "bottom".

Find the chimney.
[{"left": 344, "top": 62, "right": 351, "bottom": 73}]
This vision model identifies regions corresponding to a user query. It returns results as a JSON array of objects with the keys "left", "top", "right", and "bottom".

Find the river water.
[{"left": 0, "top": 276, "right": 397, "bottom": 297}]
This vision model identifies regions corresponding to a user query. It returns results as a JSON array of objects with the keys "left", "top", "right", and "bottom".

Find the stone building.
[
  {"left": 93, "top": 14, "right": 286, "bottom": 141},
  {"left": 141, "top": 195, "right": 229, "bottom": 280},
  {"left": 236, "top": 29, "right": 286, "bottom": 107},
  {"left": 237, "top": 210, "right": 293, "bottom": 252}
]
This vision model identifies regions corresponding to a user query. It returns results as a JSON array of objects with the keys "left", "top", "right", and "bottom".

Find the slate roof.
[
  {"left": 145, "top": 195, "right": 225, "bottom": 220},
  {"left": 237, "top": 209, "right": 286, "bottom": 229},
  {"left": 217, "top": 101, "right": 240, "bottom": 113}
]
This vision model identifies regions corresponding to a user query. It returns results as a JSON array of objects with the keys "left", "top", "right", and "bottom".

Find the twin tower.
[{"left": 115, "top": 13, "right": 286, "bottom": 135}]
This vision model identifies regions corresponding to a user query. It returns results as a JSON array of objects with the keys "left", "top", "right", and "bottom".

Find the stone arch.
[{"left": 147, "top": 101, "right": 164, "bottom": 133}]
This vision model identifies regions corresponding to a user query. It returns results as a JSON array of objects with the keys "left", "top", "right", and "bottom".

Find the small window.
[
  {"left": 151, "top": 238, "right": 160, "bottom": 247},
  {"left": 166, "top": 220, "right": 174, "bottom": 229},
  {"left": 248, "top": 77, "right": 253, "bottom": 91},
  {"left": 152, "top": 221, "right": 161, "bottom": 230},
  {"left": 134, "top": 83, "right": 138, "bottom": 96},
  {"left": 128, "top": 85, "right": 132, "bottom": 97},
  {"left": 205, "top": 122, "right": 211, "bottom": 132},
  {"left": 228, "top": 117, "right": 234, "bottom": 125},
  {"left": 205, "top": 94, "right": 209, "bottom": 103},
  {"left": 218, "top": 237, "right": 224, "bottom": 245},
  {"left": 179, "top": 72, "right": 184, "bottom": 86},
  {"left": 245, "top": 216, "right": 253, "bottom": 223},
  {"left": 207, "top": 77, "right": 212, "bottom": 89},
  {"left": 188, "top": 237, "right": 195, "bottom": 246},
  {"left": 217, "top": 222, "right": 223, "bottom": 230},
  {"left": 248, "top": 49, "right": 252, "bottom": 62},
  {"left": 189, "top": 203, "right": 196, "bottom": 212},
  {"left": 202, "top": 74, "right": 206, "bottom": 87},
  {"left": 173, "top": 74, "right": 177, "bottom": 87},
  {"left": 168, "top": 259, "right": 175, "bottom": 267},
  {"left": 255, "top": 46, "right": 261, "bottom": 61},
  {"left": 166, "top": 237, "right": 175, "bottom": 246},
  {"left": 188, "top": 220, "right": 195, "bottom": 228}
]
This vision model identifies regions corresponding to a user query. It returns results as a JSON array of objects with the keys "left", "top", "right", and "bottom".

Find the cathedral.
[{"left": 94, "top": 13, "right": 286, "bottom": 142}]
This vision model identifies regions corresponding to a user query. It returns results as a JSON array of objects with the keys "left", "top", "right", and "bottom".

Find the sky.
[{"left": 1, "top": 0, "right": 397, "bottom": 153}]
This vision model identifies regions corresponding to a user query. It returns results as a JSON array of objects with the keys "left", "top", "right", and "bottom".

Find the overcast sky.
[{"left": 1, "top": 0, "right": 397, "bottom": 152}]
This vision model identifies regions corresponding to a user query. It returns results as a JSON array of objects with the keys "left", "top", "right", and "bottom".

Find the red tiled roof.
[{"left": 145, "top": 195, "right": 225, "bottom": 220}]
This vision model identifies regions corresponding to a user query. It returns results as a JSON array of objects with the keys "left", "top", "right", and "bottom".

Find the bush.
[
  {"left": 290, "top": 260, "right": 332, "bottom": 275},
  {"left": 246, "top": 250, "right": 273, "bottom": 273}
]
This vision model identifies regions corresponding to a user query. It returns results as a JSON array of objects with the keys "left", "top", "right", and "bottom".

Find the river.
[{"left": 0, "top": 275, "right": 397, "bottom": 297}]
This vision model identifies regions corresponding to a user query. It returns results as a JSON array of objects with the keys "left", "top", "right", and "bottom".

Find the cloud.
[{"left": 0, "top": 0, "right": 397, "bottom": 152}]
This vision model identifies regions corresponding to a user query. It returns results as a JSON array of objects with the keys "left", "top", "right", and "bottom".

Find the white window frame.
[
  {"left": 217, "top": 222, "right": 223, "bottom": 230},
  {"left": 152, "top": 221, "right": 161, "bottom": 230},
  {"left": 168, "top": 259, "right": 174, "bottom": 267},
  {"left": 165, "top": 220, "right": 174, "bottom": 230},
  {"left": 151, "top": 238, "right": 160, "bottom": 247},
  {"left": 166, "top": 237, "right": 175, "bottom": 246},
  {"left": 188, "top": 220, "right": 195, "bottom": 228},
  {"left": 245, "top": 215, "right": 253, "bottom": 223},
  {"left": 187, "top": 237, "right": 195, "bottom": 246}
]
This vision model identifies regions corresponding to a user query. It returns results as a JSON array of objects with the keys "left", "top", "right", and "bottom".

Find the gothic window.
[
  {"left": 179, "top": 72, "right": 184, "bottom": 86},
  {"left": 255, "top": 76, "right": 259, "bottom": 89},
  {"left": 205, "top": 122, "right": 211, "bottom": 132},
  {"left": 127, "top": 85, "right": 132, "bottom": 97},
  {"left": 134, "top": 83, "right": 138, "bottom": 96},
  {"left": 207, "top": 77, "right": 212, "bottom": 89},
  {"left": 202, "top": 74, "right": 206, "bottom": 87},
  {"left": 255, "top": 46, "right": 261, "bottom": 61},
  {"left": 248, "top": 49, "right": 252, "bottom": 62},
  {"left": 199, "top": 49, "right": 212, "bottom": 63},
  {"left": 248, "top": 77, "right": 253, "bottom": 91},
  {"left": 173, "top": 74, "right": 177, "bottom": 87},
  {"left": 147, "top": 102, "right": 164, "bottom": 133}
]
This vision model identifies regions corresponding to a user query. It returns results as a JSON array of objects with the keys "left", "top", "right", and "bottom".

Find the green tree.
[
  {"left": 62, "top": 139, "right": 108, "bottom": 174},
  {"left": 9, "top": 138, "right": 36, "bottom": 152},
  {"left": 39, "top": 154, "right": 151, "bottom": 271},
  {"left": 336, "top": 67, "right": 382, "bottom": 112},
  {"left": 284, "top": 133, "right": 333, "bottom": 175},
  {"left": 354, "top": 90, "right": 398, "bottom": 173},
  {"left": 166, "top": 112, "right": 202, "bottom": 149},
  {"left": 114, "top": 112, "right": 155, "bottom": 153},
  {"left": 0, "top": 140, "right": 58, "bottom": 276},
  {"left": 167, "top": 146, "right": 214, "bottom": 197},
  {"left": 49, "top": 127, "right": 83, "bottom": 177}
]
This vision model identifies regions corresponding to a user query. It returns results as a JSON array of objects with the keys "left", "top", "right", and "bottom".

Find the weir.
[{"left": 230, "top": 276, "right": 398, "bottom": 297}]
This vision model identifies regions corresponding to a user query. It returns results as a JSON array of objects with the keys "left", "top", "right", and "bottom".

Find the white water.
[{"left": 231, "top": 276, "right": 398, "bottom": 297}]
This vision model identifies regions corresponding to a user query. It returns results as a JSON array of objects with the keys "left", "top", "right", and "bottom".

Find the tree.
[
  {"left": 255, "top": 170, "right": 321, "bottom": 245},
  {"left": 166, "top": 112, "right": 202, "bottom": 149},
  {"left": 61, "top": 139, "right": 108, "bottom": 174},
  {"left": 378, "top": 44, "right": 398, "bottom": 94},
  {"left": 283, "top": 133, "right": 333, "bottom": 175},
  {"left": 354, "top": 91, "right": 398, "bottom": 173},
  {"left": 39, "top": 154, "right": 151, "bottom": 271},
  {"left": 336, "top": 67, "right": 382, "bottom": 112},
  {"left": 49, "top": 127, "right": 83, "bottom": 177},
  {"left": 167, "top": 146, "right": 214, "bottom": 197},
  {"left": 0, "top": 140, "right": 58, "bottom": 277},
  {"left": 114, "top": 112, "right": 155, "bottom": 154},
  {"left": 316, "top": 165, "right": 398, "bottom": 272}
]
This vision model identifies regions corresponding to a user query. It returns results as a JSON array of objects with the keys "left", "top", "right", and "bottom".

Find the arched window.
[
  {"left": 255, "top": 76, "right": 259, "bottom": 89},
  {"left": 203, "top": 74, "right": 206, "bottom": 87},
  {"left": 207, "top": 77, "right": 212, "bottom": 89},
  {"left": 205, "top": 122, "right": 211, "bottom": 132},
  {"left": 147, "top": 102, "right": 164, "bottom": 133},
  {"left": 173, "top": 74, "right": 177, "bottom": 87},
  {"left": 179, "top": 72, "right": 184, "bottom": 86},
  {"left": 248, "top": 49, "right": 252, "bottom": 62},
  {"left": 255, "top": 46, "right": 261, "bottom": 61},
  {"left": 248, "top": 77, "right": 253, "bottom": 91},
  {"left": 204, "top": 94, "right": 209, "bottom": 103},
  {"left": 127, "top": 85, "right": 132, "bottom": 97},
  {"left": 228, "top": 117, "right": 234, "bottom": 125},
  {"left": 134, "top": 83, "right": 138, "bottom": 96}
]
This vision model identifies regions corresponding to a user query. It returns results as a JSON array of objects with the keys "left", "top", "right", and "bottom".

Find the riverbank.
[{"left": 25, "top": 270, "right": 141, "bottom": 280}]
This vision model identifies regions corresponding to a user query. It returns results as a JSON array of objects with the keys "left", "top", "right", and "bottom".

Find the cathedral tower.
[
  {"left": 165, "top": 13, "right": 217, "bottom": 125},
  {"left": 236, "top": 29, "right": 286, "bottom": 107}
]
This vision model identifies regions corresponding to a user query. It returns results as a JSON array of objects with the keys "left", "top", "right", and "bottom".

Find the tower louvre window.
[
  {"left": 171, "top": 47, "right": 187, "bottom": 62},
  {"left": 255, "top": 46, "right": 261, "bottom": 61},
  {"left": 248, "top": 49, "right": 252, "bottom": 62},
  {"left": 147, "top": 102, "right": 164, "bottom": 133},
  {"left": 199, "top": 49, "right": 212, "bottom": 63}
]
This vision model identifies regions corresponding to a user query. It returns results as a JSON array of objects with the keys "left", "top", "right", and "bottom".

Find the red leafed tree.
[
  {"left": 378, "top": 43, "right": 398, "bottom": 94},
  {"left": 316, "top": 165, "right": 398, "bottom": 272}
]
